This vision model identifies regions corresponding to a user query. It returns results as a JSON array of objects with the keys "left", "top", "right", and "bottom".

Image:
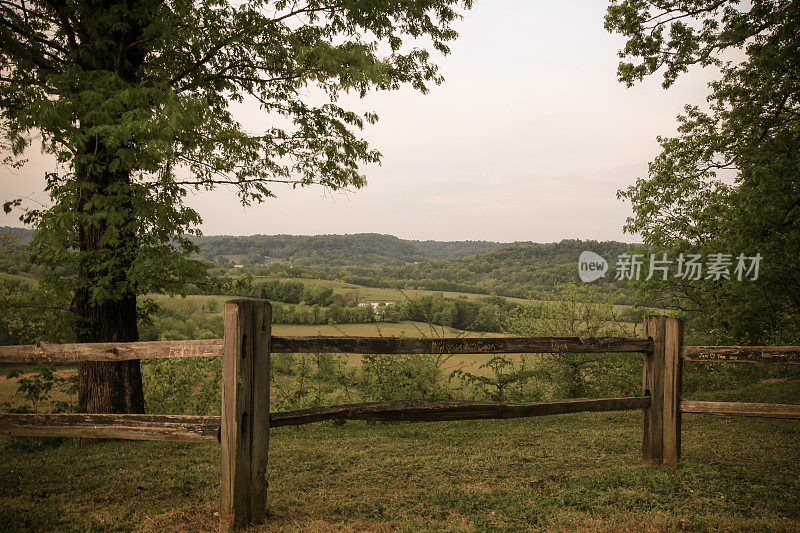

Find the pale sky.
[{"left": 1, "top": 1, "right": 716, "bottom": 243}]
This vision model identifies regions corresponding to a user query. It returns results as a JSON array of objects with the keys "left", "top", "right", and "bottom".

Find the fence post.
[
  {"left": 220, "top": 299, "right": 272, "bottom": 531},
  {"left": 662, "top": 316, "right": 683, "bottom": 466},
  {"left": 642, "top": 315, "right": 683, "bottom": 466}
]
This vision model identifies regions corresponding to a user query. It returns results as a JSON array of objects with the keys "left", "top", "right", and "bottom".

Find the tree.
[
  {"left": 0, "top": 227, "right": 18, "bottom": 254},
  {"left": 1, "top": 0, "right": 472, "bottom": 414},
  {"left": 605, "top": 1, "right": 800, "bottom": 343}
]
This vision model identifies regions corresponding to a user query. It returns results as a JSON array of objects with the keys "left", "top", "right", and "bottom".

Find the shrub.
[
  {"left": 141, "top": 358, "right": 222, "bottom": 415},
  {"left": 358, "top": 353, "right": 451, "bottom": 401},
  {"left": 503, "top": 282, "right": 641, "bottom": 399},
  {"left": 451, "top": 356, "right": 545, "bottom": 402}
]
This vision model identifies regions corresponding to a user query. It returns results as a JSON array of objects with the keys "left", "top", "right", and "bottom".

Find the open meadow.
[
  {"left": 270, "top": 277, "right": 532, "bottom": 305},
  {"left": 2, "top": 386, "right": 798, "bottom": 531},
  {"left": 2, "top": 328, "right": 798, "bottom": 531}
]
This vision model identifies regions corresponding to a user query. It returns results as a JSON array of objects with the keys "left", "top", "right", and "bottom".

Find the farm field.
[
  {"left": 145, "top": 291, "right": 512, "bottom": 338},
  {"left": 1, "top": 385, "right": 798, "bottom": 531},
  {"left": 134, "top": 291, "right": 491, "bottom": 319},
  {"left": 271, "top": 277, "right": 531, "bottom": 305},
  {"left": 0, "top": 271, "right": 37, "bottom": 285},
  {"left": 247, "top": 277, "right": 648, "bottom": 317},
  {"left": 145, "top": 290, "right": 641, "bottom": 337}
]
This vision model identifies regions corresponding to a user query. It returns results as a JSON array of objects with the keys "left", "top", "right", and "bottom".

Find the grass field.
[
  {"left": 144, "top": 292, "right": 514, "bottom": 340},
  {"left": 1, "top": 387, "right": 798, "bottom": 531},
  {"left": 267, "top": 277, "right": 532, "bottom": 305},
  {"left": 0, "top": 271, "right": 38, "bottom": 285},
  {"left": 268, "top": 278, "right": 648, "bottom": 316}
]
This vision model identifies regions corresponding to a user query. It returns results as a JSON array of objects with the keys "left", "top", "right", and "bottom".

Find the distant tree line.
[
  {"left": 193, "top": 233, "right": 505, "bottom": 268},
  {"left": 248, "top": 280, "right": 342, "bottom": 307}
]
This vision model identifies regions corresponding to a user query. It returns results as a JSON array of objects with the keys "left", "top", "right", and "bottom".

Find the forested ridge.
[
  {"left": 3, "top": 227, "right": 635, "bottom": 299},
  {"left": 191, "top": 233, "right": 636, "bottom": 299},
  {"left": 334, "top": 239, "right": 635, "bottom": 299},
  {"left": 192, "top": 232, "right": 508, "bottom": 267}
]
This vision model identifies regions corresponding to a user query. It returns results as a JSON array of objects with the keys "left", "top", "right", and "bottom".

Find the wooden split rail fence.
[{"left": 0, "top": 300, "right": 798, "bottom": 530}]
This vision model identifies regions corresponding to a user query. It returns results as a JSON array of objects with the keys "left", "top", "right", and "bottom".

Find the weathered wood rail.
[
  {"left": 0, "top": 413, "right": 220, "bottom": 442},
  {"left": 0, "top": 335, "right": 652, "bottom": 363},
  {"left": 8, "top": 337, "right": 800, "bottom": 364},
  {"left": 0, "top": 302, "right": 798, "bottom": 530},
  {"left": 270, "top": 396, "right": 652, "bottom": 425},
  {"left": 680, "top": 400, "right": 800, "bottom": 419},
  {"left": 0, "top": 397, "right": 653, "bottom": 441},
  {"left": 682, "top": 345, "right": 800, "bottom": 364}
]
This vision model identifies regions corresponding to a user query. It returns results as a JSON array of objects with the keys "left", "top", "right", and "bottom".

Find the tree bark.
[
  {"left": 71, "top": 131, "right": 145, "bottom": 415},
  {"left": 73, "top": 290, "right": 144, "bottom": 414},
  {"left": 70, "top": 0, "right": 153, "bottom": 416},
  {"left": 71, "top": 156, "right": 145, "bottom": 415}
]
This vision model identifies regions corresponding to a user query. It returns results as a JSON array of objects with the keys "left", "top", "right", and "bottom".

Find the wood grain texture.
[
  {"left": 642, "top": 316, "right": 665, "bottom": 465},
  {"left": 0, "top": 339, "right": 223, "bottom": 363},
  {"left": 683, "top": 346, "right": 800, "bottom": 364},
  {"left": 269, "top": 397, "right": 651, "bottom": 427},
  {"left": 662, "top": 317, "right": 683, "bottom": 467},
  {"left": 0, "top": 413, "right": 219, "bottom": 442},
  {"left": 0, "top": 336, "right": 654, "bottom": 363},
  {"left": 681, "top": 400, "right": 800, "bottom": 419},
  {"left": 249, "top": 302, "right": 271, "bottom": 527},
  {"left": 269, "top": 336, "right": 654, "bottom": 354},
  {"left": 219, "top": 299, "right": 270, "bottom": 532},
  {"left": 0, "top": 397, "right": 652, "bottom": 444},
  {"left": 220, "top": 302, "right": 245, "bottom": 532}
]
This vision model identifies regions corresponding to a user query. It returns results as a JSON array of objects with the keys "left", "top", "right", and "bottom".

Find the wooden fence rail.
[
  {"left": 0, "top": 335, "right": 653, "bottom": 363},
  {"left": 270, "top": 396, "right": 652, "bottom": 425},
  {"left": 0, "top": 413, "right": 220, "bottom": 442},
  {"left": 682, "top": 346, "right": 800, "bottom": 364},
  {"left": 0, "top": 397, "right": 652, "bottom": 442},
  {"left": 6, "top": 338, "right": 800, "bottom": 364},
  {"left": 680, "top": 400, "right": 800, "bottom": 419},
  {"left": 0, "top": 304, "right": 799, "bottom": 531},
  {"left": 0, "top": 339, "right": 224, "bottom": 363},
  {"left": 271, "top": 335, "right": 653, "bottom": 354}
]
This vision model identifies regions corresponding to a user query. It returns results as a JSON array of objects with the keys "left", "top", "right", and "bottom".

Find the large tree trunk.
[
  {"left": 71, "top": 166, "right": 145, "bottom": 415},
  {"left": 70, "top": 0, "right": 154, "bottom": 416},
  {"left": 72, "top": 287, "right": 144, "bottom": 414}
]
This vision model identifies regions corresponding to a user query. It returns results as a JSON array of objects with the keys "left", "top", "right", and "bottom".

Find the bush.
[
  {"left": 451, "top": 356, "right": 545, "bottom": 402},
  {"left": 358, "top": 353, "right": 451, "bottom": 401},
  {"left": 503, "top": 282, "right": 641, "bottom": 399},
  {"left": 142, "top": 358, "right": 222, "bottom": 415},
  {"left": 271, "top": 353, "right": 357, "bottom": 412},
  {"left": 2, "top": 363, "right": 77, "bottom": 413}
]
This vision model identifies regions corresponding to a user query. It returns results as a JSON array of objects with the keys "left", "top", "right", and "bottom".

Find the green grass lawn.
[
  {"left": 1, "top": 411, "right": 798, "bottom": 532},
  {"left": 2, "top": 376, "right": 799, "bottom": 531}
]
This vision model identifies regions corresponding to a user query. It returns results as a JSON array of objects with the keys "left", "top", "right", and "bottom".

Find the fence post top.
[
  {"left": 224, "top": 299, "right": 272, "bottom": 308},
  {"left": 644, "top": 314, "right": 683, "bottom": 323}
]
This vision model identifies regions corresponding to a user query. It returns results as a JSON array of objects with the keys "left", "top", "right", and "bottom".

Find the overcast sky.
[{"left": 1, "top": 1, "right": 715, "bottom": 243}]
